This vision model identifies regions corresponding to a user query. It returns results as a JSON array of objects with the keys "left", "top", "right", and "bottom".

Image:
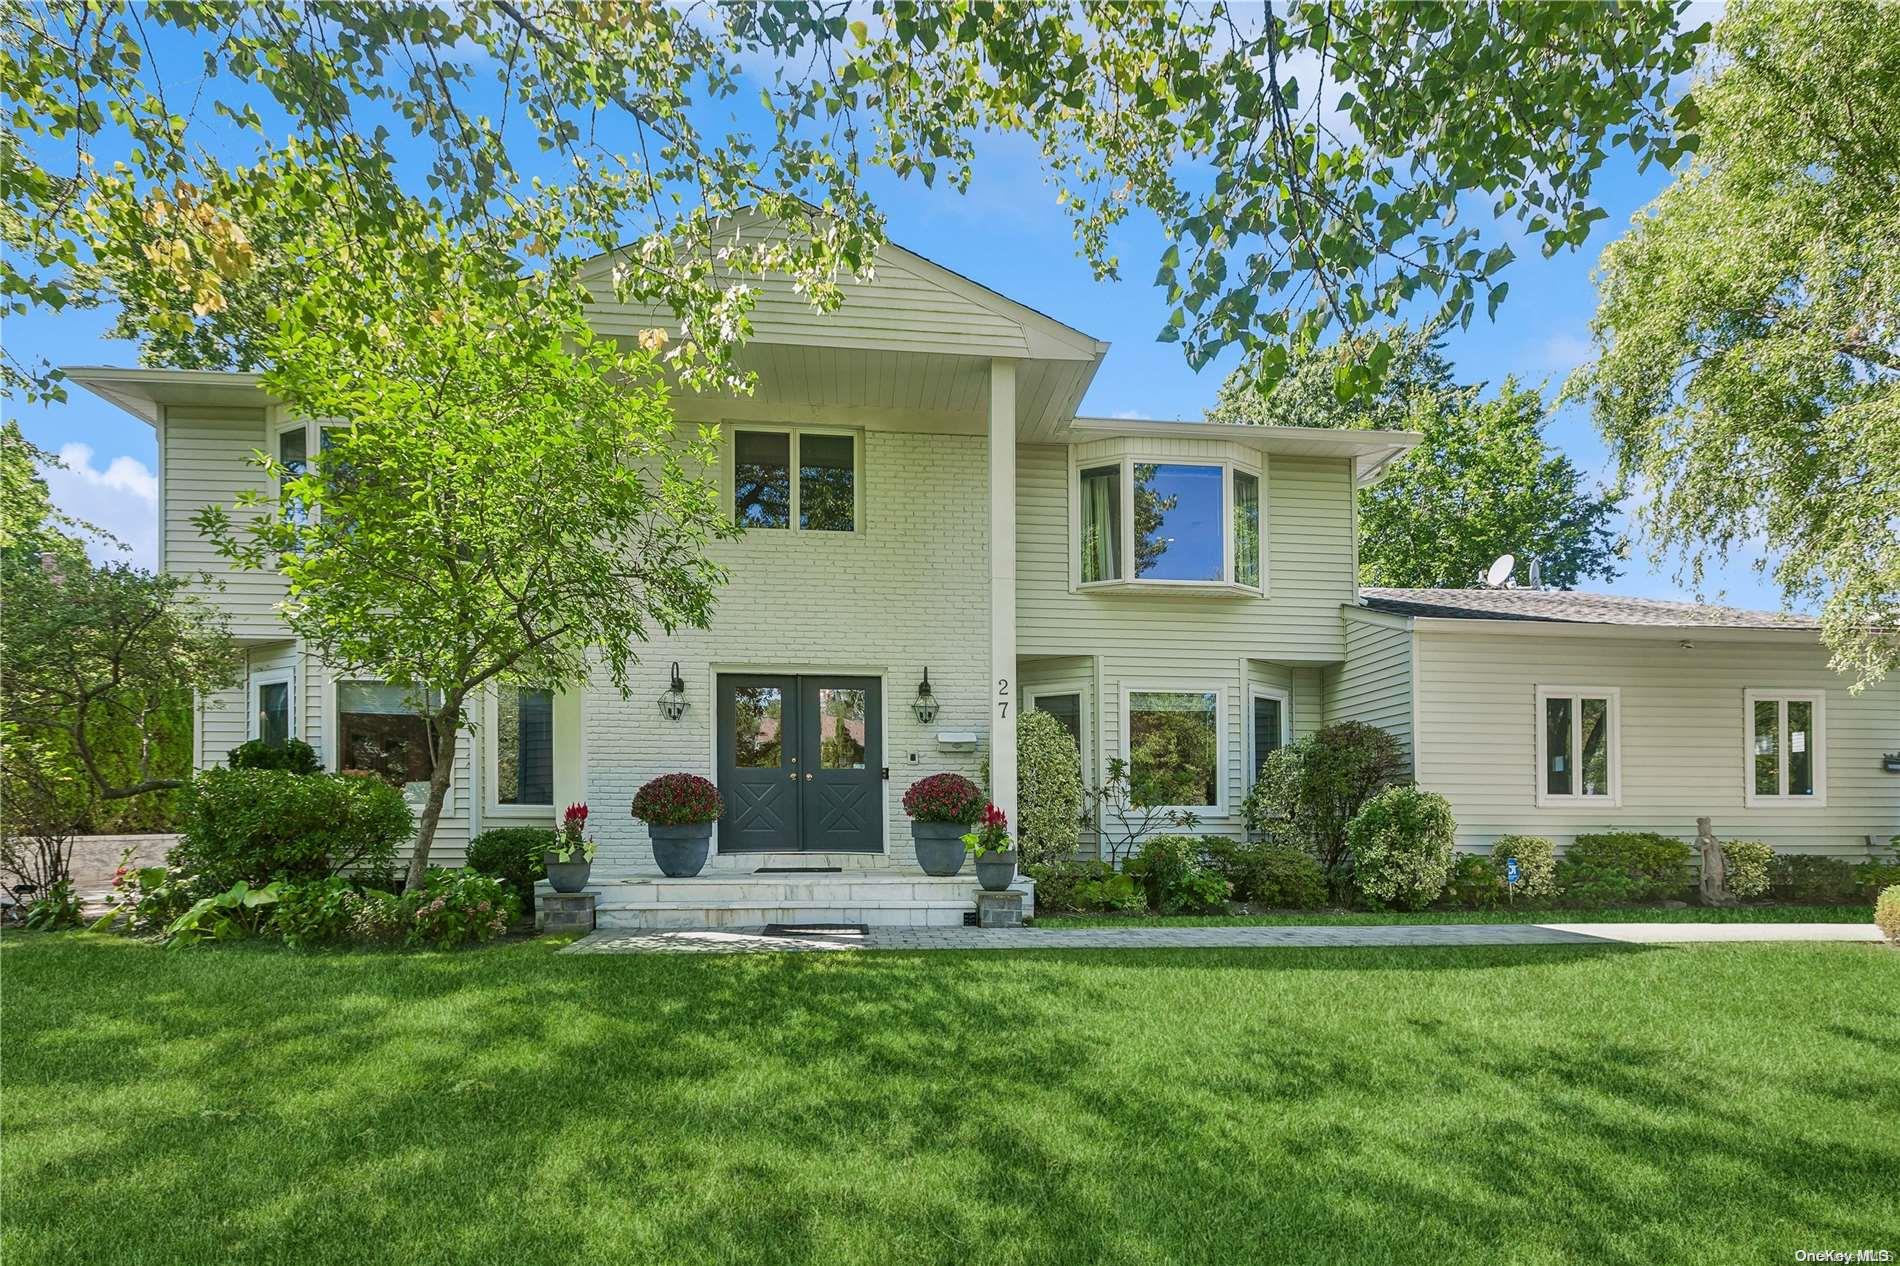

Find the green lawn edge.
[{"left": 1033, "top": 904, "right": 1876, "bottom": 928}]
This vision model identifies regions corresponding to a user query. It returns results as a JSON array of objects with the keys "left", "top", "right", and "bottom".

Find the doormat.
[
  {"left": 754, "top": 866, "right": 843, "bottom": 874},
  {"left": 761, "top": 923, "right": 868, "bottom": 938}
]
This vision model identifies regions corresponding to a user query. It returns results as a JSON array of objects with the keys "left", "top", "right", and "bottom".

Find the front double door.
[{"left": 716, "top": 674, "right": 884, "bottom": 853}]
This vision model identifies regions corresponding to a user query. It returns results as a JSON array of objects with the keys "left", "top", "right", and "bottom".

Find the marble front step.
[{"left": 568, "top": 870, "right": 1036, "bottom": 930}]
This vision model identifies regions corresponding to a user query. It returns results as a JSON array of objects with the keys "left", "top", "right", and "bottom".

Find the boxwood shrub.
[
  {"left": 1490, "top": 835, "right": 1557, "bottom": 899},
  {"left": 1720, "top": 840, "right": 1776, "bottom": 900},
  {"left": 465, "top": 826, "right": 553, "bottom": 916},
  {"left": 1201, "top": 836, "right": 1327, "bottom": 908},
  {"left": 173, "top": 768, "right": 412, "bottom": 888},
  {"left": 1877, "top": 886, "right": 1900, "bottom": 946},
  {"left": 226, "top": 738, "right": 323, "bottom": 774},
  {"left": 1564, "top": 832, "right": 1693, "bottom": 902}
]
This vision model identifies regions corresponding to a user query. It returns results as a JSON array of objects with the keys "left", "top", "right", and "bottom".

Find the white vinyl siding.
[
  {"left": 1414, "top": 630, "right": 1897, "bottom": 858},
  {"left": 1323, "top": 612, "right": 1415, "bottom": 771},
  {"left": 160, "top": 404, "right": 285, "bottom": 638}
]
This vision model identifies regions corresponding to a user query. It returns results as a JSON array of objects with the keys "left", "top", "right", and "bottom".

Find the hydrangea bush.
[
  {"left": 901, "top": 772, "right": 984, "bottom": 825},
  {"left": 631, "top": 773, "right": 723, "bottom": 826}
]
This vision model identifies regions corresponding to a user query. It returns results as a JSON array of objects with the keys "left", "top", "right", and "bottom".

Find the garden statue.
[{"left": 1696, "top": 817, "right": 1734, "bottom": 906}]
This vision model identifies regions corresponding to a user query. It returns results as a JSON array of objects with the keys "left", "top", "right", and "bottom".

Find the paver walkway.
[{"left": 563, "top": 921, "right": 1886, "bottom": 955}]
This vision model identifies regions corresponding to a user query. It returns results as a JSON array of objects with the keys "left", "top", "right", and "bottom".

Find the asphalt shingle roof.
[{"left": 1359, "top": 587, "right": 1820, "bottom": 630}]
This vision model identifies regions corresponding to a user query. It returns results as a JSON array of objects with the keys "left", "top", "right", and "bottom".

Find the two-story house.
[{"left": 67, "top": 219, "right": 1899, "bottom": 927}]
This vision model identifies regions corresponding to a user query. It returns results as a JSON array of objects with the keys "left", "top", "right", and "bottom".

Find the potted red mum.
[
  {"left": 545, "top": 802, "right": 597, "bottom": 893},
  {"left": 962, "top": 802, "right": 1016, "bottom": 892},
  {"left": 631, "top": 773, "right": 723, "bottom": 878},
  {"left": 902, "top": 772, "right": 984, "bottom": 876}
]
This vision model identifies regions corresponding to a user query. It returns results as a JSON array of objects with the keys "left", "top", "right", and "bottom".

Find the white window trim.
[
  {"left": 1068, "top": 448, "right": 1266, "bottom": 595},
  {"left": 483, "top": 682, "right": 558, "bottom": 819},
  {"left": 1533, "top": 685, "right": 1622, "bottom": 808},
  {"left": 271, "top": 418, "right": 346, "bottom": 520},
  {"left": 725, "top": 423, "right": 864, "bottom": 536},
  {"left": 331, "top": 678, "right": 454, "bottom": 816},
  {"left": 248, "top": 666, "right": 297, "bottom": 744},
  {"left": 1120, "top": 683, "right": 1228, "bottom": 816},
  {"left": 1245, "top": 685, "right": 1292, "bottom": 790},
  {"left": 1026, "top": 684, "right": 1093, "bottom": 782},
  {"left": 1742, "top": 689, "right": 1828, "bottom": 808}
]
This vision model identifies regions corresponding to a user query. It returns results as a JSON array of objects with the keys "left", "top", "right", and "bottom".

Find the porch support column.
[{"left": 988, "top": 358, "right": 1018, "bottom": 826}]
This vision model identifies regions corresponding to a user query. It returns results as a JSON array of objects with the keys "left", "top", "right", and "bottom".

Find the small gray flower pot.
[
  {"left": 974, "top": 849, "right": 1017, "bottom": 893},
  {"left": 911, "top": 821, "right": 968, "bottom": 876},
  {"left": 542, "top": 855, "right": 592, "bottom": 894},
  {"left": 648, "top": 822, "right": 713, "bottom": 878}
]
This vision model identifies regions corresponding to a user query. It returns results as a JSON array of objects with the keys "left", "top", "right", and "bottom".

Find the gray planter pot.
[
  {"left": 911, "top": 821, "right": 969, "bottom": 877},
  {"left": 648, "top": 822, "right": 713, "bottom": 878},
  {"left": 542, "top": 854, "right": 592, "bottom": 894},
  {"left": 974, "top": 849, "right": 1017, "bottom": 893}
]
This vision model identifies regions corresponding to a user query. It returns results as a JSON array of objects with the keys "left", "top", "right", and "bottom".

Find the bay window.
[
  {"left": 1744, "top": 690, "right": 1825, "bottom": 806},
  {"left": 1074, "top": 450, "right": 1263, "bottom": 590},
  {"left": 1534, "top": 686, "right": 1619, "bottom": 806}
]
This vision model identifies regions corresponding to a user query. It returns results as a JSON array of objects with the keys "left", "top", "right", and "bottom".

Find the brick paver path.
[{"left": 563, "top": 921, "right": 1885, "bottom": 955}]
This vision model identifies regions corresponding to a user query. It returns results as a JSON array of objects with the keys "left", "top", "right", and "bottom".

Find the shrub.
[
  {"left": 351, "top": 889, "right": 408, "bottom": 946},
  {"left": 1202, "top": 836, "right": 1327, "bottom": 908},
  {"left": 1025, "top": 861, "right": 1147, "bottom": 914},
  {"left": 226, "top": 738, "right": 323, "bottom": 774},
  {"left": 165, "top": 879, "right": 285, "bottom": 947},
  {"left": 22, "top": 881, "right": 83, "bottom": 931},
  {"left": 901, "top": 772, "right": 984, "bottom": 825},
  {"left": 1441, "top": 855, "right": 1507, "bottom": 910},
  {"left": 1721, "top": 841, "right": 1776, "bottom": 900},
  {"left": 400, "top": 868, "right": 518, "bottom": 949},
  {"left": 1016, "top": 711, "right": 1084, "bottom": 867},
  {"left": 466, "top": 826, "right": 553, "bottom": 914},
  {"left": 630, "top": 773, "right": 723, "bottom": 827},
  {"left": 1490, "top": 835, "right": 1557, "bottom": 899},
  {"left": 270, "top": 876, "right": 377, "bottom": 949},
  {"left": 1877, "top": 886, "right": 1900, "bottom": 946},
  {"left": 1856, "top": 860, "right": 1900, "bottom": 902},
  {"left": 1346, "top": 786, "right": 1456, "bottom": 910},
  {"left": 1127, "top": 835, "right": 1232, "bottom": 914},
  {"left": 1553, "top": 858, "right": 1642, "bottom": 907},
  {"left": 1567, "top": 832, "right": 1693, "bottom": 902},
  {"left": 94, "top": 857, "right": 204, "bottom": 935},
  {"left": 1251, "top": 722, "right": 1406, "bottom": 892},
  {"left": 172, "top": 769, "right": 411, "bottom": 888},
  {"left": 1768, "top": 854, "right": 1861, "bottom": 905}
]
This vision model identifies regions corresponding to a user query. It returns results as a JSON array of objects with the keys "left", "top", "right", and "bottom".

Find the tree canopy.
[
  {"left": 4, "top": 1, "right": 1708, "bottom": 402},
  {"left": 1209, "top": 327, "right": 1623, "bottom": 589},
  {"left": 1568, "top": 0, "right": 1899, "bottom": 689},
  {"left": 194, "top": 204, "right": 732, "bottom": 886}
]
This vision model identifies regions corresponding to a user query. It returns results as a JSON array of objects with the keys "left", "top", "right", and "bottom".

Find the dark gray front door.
[{"left": 716, "top": 674, "right": 882, "bottom": 852}]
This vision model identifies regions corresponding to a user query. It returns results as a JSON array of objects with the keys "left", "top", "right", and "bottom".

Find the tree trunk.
[{"left": 404, "top": 698, "right": 465, "bottom": 892}]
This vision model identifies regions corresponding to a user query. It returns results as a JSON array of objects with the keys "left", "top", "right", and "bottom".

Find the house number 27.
[{"left": 997, "top": 677, "right": 1010, "bottom": 719}]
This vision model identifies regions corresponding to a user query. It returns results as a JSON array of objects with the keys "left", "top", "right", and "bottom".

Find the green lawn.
[
  {"left": 4, "top": 934, "right": 1896, "bottom": 1265},
  {"left": 1036, "top": 904, "right": 1878, "bottom": 928}
]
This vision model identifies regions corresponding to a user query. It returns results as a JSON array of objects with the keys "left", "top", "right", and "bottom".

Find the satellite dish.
[{"left": 1485, "top": 554, "right": 1516, "bottom": 588}]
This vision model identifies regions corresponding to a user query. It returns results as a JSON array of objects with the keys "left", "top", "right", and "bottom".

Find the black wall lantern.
[
  {"left": 658, "top": 661, "right": 689, "bottom": 722},
  {"left": 911, "top": 668, "right": 940, "bottom": 725}
]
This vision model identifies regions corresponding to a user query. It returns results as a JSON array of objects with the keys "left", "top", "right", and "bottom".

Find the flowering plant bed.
[
  {"left": 901, "top": 772, "right": 984, "bottom": 825},
  {"left": 631, "top": 773, "right": 723, "bottom": 827}
]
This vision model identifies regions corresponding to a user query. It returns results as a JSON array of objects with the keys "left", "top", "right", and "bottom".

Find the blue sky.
[{"left": 6, "top": 13, "right": 1784, "bottom": 609}]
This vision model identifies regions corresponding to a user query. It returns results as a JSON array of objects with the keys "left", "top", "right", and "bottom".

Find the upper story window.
[
  {"left": 274, "top": 420, "right": 345, "bottom": 525},
  {"left": 1074, "top": 449, "right": 1262, "bottom": 591},
  {"left": 732, "top": 426, "right": 859, "bottom": 533},
  {"left": 1535, "top": 686, "right": 1619, "bottom": 807},
  {"left": 1745, "top": 689, "right": 1826, "bottom": 807}
]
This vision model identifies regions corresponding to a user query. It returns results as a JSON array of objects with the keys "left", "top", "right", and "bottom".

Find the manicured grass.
[
  {"left": 4, "top": 933, "right": 1896, "bottom": 1265},
  {"left": 1035, "top": 904, "right": 1878, "bottom": 928}
]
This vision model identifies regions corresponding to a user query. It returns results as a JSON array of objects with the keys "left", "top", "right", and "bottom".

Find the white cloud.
[
  {"left": 42, "top": 444, "right": 159, "bottom": 570},
  {"left": 1110, "top": 409, "right": 1151, "bottom": 420}
]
